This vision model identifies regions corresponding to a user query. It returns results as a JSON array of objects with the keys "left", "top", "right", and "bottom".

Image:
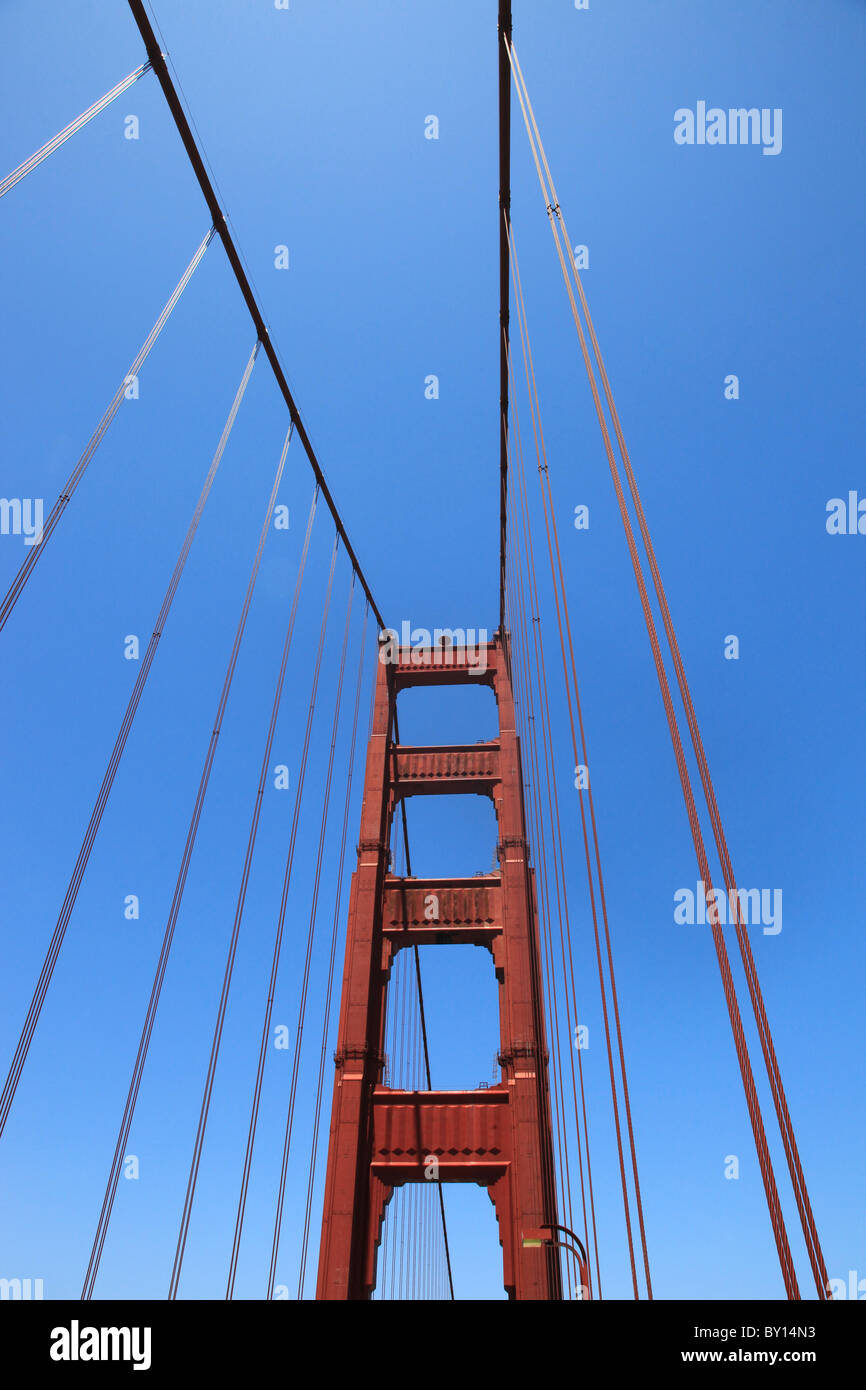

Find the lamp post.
[{"left": 522, "top": 1223, "right": 592, "bottom": 1301}]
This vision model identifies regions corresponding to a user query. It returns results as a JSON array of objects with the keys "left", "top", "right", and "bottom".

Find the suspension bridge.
[{"left": 0, "top": 1, "right": 852, "bottom": 1309}]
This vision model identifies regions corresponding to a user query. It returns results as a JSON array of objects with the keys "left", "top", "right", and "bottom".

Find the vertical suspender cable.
[
  {"left": 0, "top": 228, "right": 215, "bottom": 635},
  {"left": 506, "top": 233, "right": 650, "bottom": 1294},
  {"left": 0, "top": 341, "right": 259, "bottom": 1142},
  {"left": 296, "top": 604, "right": 370, "bottom": 1298},
  {"left": 81, "top": 421, "right": 293, "bottom": 1299},
  {"left": 390, "top": 735, "right": 456, "bottom": 1301},
  {"left": 505, "top": 550, "right": 580, "bottom": 1296},
  {"left": 169, "top": 530, "right": 337, "bottom": 1300},
  {"left": 505, "top": 416, "right": 599, "bottom": 1296},
  {"left": 267, "top": 571, "right": 355, "bottom": 1298},
  {"left": 506, "top": 38, "right": 803, "bottom": 1299},
  {"left": 497, "top": 0, "right": 513, "bottom": 632},
  {"left": 514, "top": 66, "right": 830, "bottom": 1297},
  {"left": 0, "top": 62, "right": 153, "bottom": 199}
]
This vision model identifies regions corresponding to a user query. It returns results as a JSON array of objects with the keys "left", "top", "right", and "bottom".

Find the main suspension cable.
[{"left": 126, "top": 0, "right": 385, "bottom": 630}]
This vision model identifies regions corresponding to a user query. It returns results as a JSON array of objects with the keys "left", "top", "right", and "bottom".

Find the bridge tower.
[{"left": 316, "top": 633, "right": 562, "bottom": 1299}]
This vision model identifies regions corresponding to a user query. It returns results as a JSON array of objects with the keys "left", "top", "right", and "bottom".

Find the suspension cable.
[
  {"left": 506, "top": 37, "right": 803, "bottom": 1299},
  {"left": 169, "top": 530, "right": 338, "bottom": 1299},
  {"left": 0, "top": 62, "right": 153, "bottom": 199},
  {"left": 497, "top": 0, "right": 513, "bottom": 631},
  {"left": 171, "top": 480, "right": 319, "bottom": 1294},
  {"left": 505, "top": 426, "right": 600, "bottom": 1297},
  {"left": 0, "top": 341, "right": 259, "bottom": 1143},
  {"left": 80, "top": 420, "right": 293, "bottom": 1298},
  {"left": 506, "top": 224, "right": 654, "bottom": 1296},
  {"left": 505, "top": 552, "right": 580, "bottom": 1297},
  {"left": 267, "top": 571, "right": 355, "bottom": 1297},
  {"left": 126, "top": 0, "right": 384, "bottom": 630},
  {"left": 390, "top": 702, "right": 456, "bottom": 1300},
  {"left": 513, "top": 64, "right": 830, "bottom": 1299},
  {"left": 296, "top": 604, "right": 371, "bottom": 1298},
  {"left": 0, "top": 227, "right": 215, "bottom": 636}
]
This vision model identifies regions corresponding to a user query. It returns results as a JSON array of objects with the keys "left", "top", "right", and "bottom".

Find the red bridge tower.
[{"left": 316, "top": 634, "right": 561, "bottom": 1299}]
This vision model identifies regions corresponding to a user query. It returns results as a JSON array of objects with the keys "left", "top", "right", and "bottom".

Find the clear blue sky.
[{"left": 0, "top": 0, "right": 863, "bottom": 1301}]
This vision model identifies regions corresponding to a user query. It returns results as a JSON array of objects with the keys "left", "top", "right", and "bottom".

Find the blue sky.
[{"left": 0, "top": 0, "right": 863, "bottom": 1301}]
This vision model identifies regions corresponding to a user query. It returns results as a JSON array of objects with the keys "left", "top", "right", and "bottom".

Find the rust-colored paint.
[{"left": 316, "top": 636, "right": 561, "bottom": 1299}]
